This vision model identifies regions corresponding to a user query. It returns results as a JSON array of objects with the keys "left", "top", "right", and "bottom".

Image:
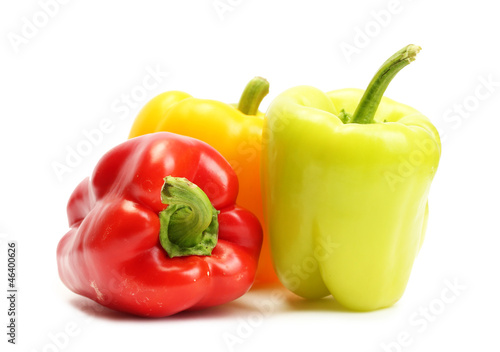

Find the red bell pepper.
[{"left": 57, "top": 132, "right": 262, "bottom": 317}]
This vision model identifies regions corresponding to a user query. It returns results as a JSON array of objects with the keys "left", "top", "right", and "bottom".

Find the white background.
[{"left": 1, "top": 0, "right": 499, "bottom": 351}]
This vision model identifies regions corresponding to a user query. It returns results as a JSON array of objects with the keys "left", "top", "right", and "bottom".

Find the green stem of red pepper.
[
  {"left": 351, "top": 44, "right": 421, "bottom": 124},
  {"left": 237, "top": 76, "right": 269, "bottom": 115},
  {"left": 159, "top": 176, "right": 219, "bottom": 258}
]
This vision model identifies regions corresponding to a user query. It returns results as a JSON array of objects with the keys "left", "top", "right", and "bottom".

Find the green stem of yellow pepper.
[
  {"left": 351, "top": 44, "right": 421, "bottom": 124},
  {"left": 237, "top": 77, "right": 270, "bottom": 115}
]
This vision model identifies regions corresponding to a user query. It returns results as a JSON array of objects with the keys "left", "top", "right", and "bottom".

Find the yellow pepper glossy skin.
[
  {"left": 129, "top": 78, "right": 279, "bottom": 285},
  {"left": 262, "top": 45, "right": 441, "bottom": 310}
]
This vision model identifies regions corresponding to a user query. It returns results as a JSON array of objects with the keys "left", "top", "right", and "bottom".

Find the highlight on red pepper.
[{"left": 57, "top": 132, "right": 263, "bottom": 317}]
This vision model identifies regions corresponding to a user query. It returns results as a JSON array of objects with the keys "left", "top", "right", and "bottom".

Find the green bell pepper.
[{"left": 262, "top": 45, "right": 441, "bottom": 311}]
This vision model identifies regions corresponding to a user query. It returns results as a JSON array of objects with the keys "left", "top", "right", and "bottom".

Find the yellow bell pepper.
[{"left": 129, "top": 77, "right": 279, "bottom": 285}]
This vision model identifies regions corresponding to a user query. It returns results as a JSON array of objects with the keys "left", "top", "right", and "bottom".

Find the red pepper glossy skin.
[{"left": 57, "top": 132, "right": 262, "bottom": 317}]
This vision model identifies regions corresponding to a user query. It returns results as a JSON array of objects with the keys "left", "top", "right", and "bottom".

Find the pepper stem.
[
  {"left": 237, "top": 76, "right": 269, "bottom": 115},
  {"left": 159, "top": 176, "right": 219, "bottom": 258},
  {"left": 351, "top": 44, "right": 421, "bottom": 124}
]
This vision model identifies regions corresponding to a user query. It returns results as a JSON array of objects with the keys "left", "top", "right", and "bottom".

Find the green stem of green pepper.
[
  {"left": 159, "top": 176, "right": 219, "bottom": 258},
  {"left": 351, "top": 44, "right": 421, "bottom": 124},
  {"left": 237, "top": 76, "right": 270, "bottom": 115}
]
